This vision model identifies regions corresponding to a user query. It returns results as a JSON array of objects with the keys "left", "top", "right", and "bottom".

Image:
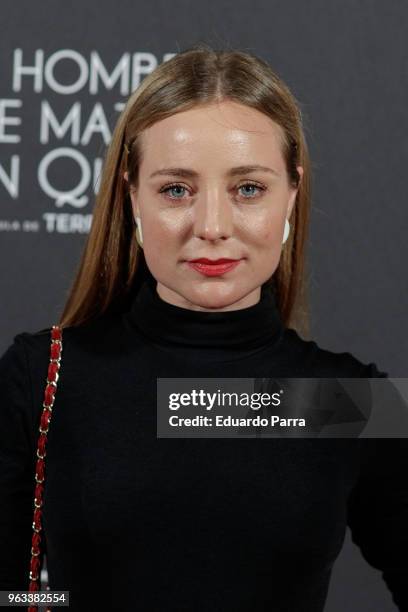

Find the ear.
[{"left": 287, "top": 165, "right": 303, "bottom": 218}]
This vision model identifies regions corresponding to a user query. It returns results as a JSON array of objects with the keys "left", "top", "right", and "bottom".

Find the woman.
[{"left": 0, "top": 45, "right": 406, "bottom": 612}]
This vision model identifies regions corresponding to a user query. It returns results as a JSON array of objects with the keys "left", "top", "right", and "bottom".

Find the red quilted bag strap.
[{"left": 27, "top": 325, "right": 63, "bottom": 612}]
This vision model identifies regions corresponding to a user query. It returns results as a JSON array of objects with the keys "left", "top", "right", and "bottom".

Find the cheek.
[
  {"left": 144, "top": 208, "right": 185, "bottom": 239},
  {"left": 142, "top": 220, "right": 180, "bottom": 270},
  {"left": 246, "top": 207, "right": 285, "bottom": 243},
  {"left": 257, "top": 221, "right": 284, "bottom": 244},
  {"left": 144, "top": 217, "right": 178, "bottom": 245}
]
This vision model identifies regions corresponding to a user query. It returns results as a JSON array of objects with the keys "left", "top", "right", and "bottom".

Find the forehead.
[{"left": 138, "top": 101, "right": 286, "bottom": 169}]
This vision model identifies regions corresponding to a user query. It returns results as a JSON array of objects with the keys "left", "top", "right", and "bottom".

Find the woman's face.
[{"left": 124, "top": 100, "right": 303, "bottom": 312}]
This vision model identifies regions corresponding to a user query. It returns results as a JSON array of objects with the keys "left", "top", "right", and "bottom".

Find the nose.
[{"left": 192, "top": 187, "right": 234, "bottom": 242}]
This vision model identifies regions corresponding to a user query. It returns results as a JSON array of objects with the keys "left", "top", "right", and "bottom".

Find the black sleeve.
[
  {"left": 347, "top": 363, "right": 408, "bottom": 611},
  {"left": 0, "top": 334, "right": 37, "bottom": 592}
]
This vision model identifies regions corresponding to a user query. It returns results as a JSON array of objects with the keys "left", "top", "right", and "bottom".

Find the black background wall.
[{"left": 1, "top": 1, "right": 407, "bottom": 609}]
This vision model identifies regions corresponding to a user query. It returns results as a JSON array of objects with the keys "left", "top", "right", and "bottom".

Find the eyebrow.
[{"left": 149, "top": 165, "right": 280, "bottom": 179}]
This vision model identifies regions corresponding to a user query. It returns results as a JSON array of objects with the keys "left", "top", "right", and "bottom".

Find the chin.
[{"left": 189, "top": 282, "right": 247, "bottom": 311}]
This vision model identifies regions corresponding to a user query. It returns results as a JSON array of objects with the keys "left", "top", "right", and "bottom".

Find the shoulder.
[
  {"left": 0, "top": 329, "right": 55, "bottom": 456},
  {"left": 0, "top": 315, "right": 104, "bottom": 381},
  {"left": 0, "top": 310, "right": 128, "bottom": 388},
  {"left": 0, "top": 313, "right": 124, "bottom": 444},
  {"left": 281, "top": 327, "right": 388, "bottom": 377},
  {"left": 2, "top": 310, "right": 122, "bottom": 359}
]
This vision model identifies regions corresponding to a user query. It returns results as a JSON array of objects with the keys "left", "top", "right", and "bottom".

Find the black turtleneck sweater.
[{"left": 0, "top": 277, "right": 407, "bottom": 611}]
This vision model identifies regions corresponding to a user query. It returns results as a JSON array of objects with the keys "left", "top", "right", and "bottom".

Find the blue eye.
[
  {"left": 238, "top": 183, "right": 264, "bottom": 198},
  {"left": 161, "top": 184, "right": 188, "bottom": 199}
]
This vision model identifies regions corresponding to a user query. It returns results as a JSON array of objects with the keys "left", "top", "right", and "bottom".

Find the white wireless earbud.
[
  {"left": 282, "top": 219, "right": 290, "bottom": 244},
  {"left": 135, "top": 216, "right": 143, "bottom": 247}
]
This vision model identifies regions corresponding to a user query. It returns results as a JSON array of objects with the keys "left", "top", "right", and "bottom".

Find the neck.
[{"left": 124, "top": 276, "right": 285, "bottom": 355}]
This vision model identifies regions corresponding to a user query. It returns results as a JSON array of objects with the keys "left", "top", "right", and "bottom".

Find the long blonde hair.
[{"left": 59, "top": 43, "right": 312, "bottom": 338}]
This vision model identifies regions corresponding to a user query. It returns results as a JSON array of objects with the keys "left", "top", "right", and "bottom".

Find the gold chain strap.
[{"left": 27, "top": 325, "right": 63, "bottom": 612}]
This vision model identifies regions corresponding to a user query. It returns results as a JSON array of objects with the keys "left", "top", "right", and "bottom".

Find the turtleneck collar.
[{"left": 125, "top": 276, "right": 285, "bottom": 353}]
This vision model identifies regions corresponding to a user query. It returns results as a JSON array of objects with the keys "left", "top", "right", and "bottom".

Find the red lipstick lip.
[
  {"left": 189, "top": 258, "right": 240, "bottom": 264},
  {"left": 187, "top": 259, "right": 242, "bottom": 277}
]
